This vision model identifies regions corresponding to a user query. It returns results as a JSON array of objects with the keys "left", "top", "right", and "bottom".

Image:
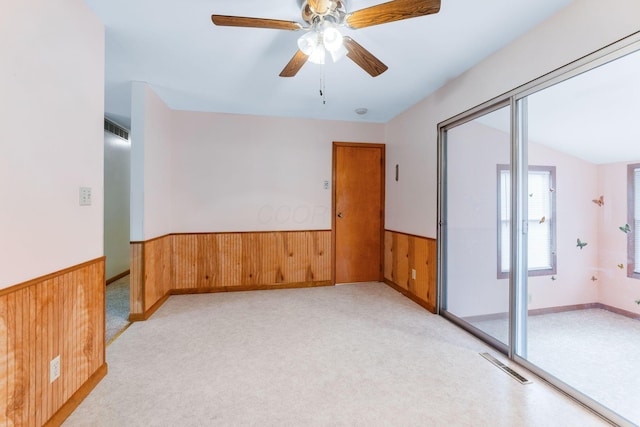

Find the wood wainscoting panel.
[
  {"left": 384, "top": 230, "right": 437, "bottom": 313},
  {"left": 172, "top": 231, "right": 332, "bottom": 291},
  {"left": 133, "top": 231, "right": 333, "bottom": 320},
  {"left": 130, "top": 242, "right": 145, "bottom": 318},
  {"left": 130, "top": 236, "right": 173, "bottom": 321},
  {"left": 0, "top": 258, "right": 106, "bottom": 426},
  {"left": 143, "top": 236, "right": 172, "bottom": 313}
]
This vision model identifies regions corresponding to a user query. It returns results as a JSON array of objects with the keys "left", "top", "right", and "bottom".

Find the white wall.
[
  {"left": 0, "top": 0, "right": 104, "bottom": 289},
  {"left": 385, "top": 0, "right": 640, "bottom": 239},
  {"left": 104, "top": 130, "right": 130, "bottom": 279},
  {"left": 130, "top": 82, "right": 175, "bottom": 241},
  {"left": 170, "top": 111, "right": 384, "bottom": 232}
]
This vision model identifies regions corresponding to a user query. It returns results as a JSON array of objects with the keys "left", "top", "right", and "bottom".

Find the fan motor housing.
[{"left": 299, "top": 0, "right": 347, "bottom": 25}]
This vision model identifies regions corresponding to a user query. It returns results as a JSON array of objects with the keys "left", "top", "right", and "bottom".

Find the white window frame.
[{"left": 497, "top": 165, "right": 557, "bottom": 279}]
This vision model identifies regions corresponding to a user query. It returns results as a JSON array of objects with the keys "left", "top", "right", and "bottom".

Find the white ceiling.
[
  {"left": 475, "top": 49, "right": 640, "bottom": 164},
  {"left": 83, "top": 0, "right": 573, "bottom": 128}
]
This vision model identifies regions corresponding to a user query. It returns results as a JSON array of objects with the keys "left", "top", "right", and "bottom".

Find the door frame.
[{"left": 331, "top": 141, "right": 386, "bottom": 284}]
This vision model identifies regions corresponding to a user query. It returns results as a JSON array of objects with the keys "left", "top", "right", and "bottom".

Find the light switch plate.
[
  {"left": 79, "top": 187, "right": 92, "bottom": 206},
  {"left": 323, "top": 180, "right": 329, "bottom": 190}
]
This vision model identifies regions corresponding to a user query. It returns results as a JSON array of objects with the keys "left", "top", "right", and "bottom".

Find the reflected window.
[
  {"left": 628, "top": 163, "right": 640, "bottom": 279},
  {"left": 497, "top": 165, "right": 556, "bottom": 278}
]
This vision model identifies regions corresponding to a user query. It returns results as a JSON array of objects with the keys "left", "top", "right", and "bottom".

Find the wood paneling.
[
  {"left": 384, "top": 230, "right": 437, "bottom": 313},
  {"left": 0, "top": 258, "right": 106, "bottom": 426},
  {"left": 130, "top": 243, "right": 145, "bottom": 318},
  {"left": 131, "top": 231, "right": 332, "bottom": 320},
  {"left": 144, "top": 236, "right": 172, "bottom": 312},
  {"left": 129, "top": 236, "right": 172, "bottom": 320}
]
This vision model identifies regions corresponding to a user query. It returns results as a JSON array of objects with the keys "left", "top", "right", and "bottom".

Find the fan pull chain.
[{"left": 319, "top": 63, "right": 326, "bottom": 105}]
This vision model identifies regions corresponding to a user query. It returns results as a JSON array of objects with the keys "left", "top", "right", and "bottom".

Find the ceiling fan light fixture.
[
  {"left": 308, "top": 44, "right": 326, "bottom": 64},
  {"left": 329, "top": 43, "right": 347, "bottom": 62},
  {"left": 322, "top": 26, "right": 343, "bottom": 52},
  {"left": 297, "top": 31, "right": 319, "bottom": 55}
]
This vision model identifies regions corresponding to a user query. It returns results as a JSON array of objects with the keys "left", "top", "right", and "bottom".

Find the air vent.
[
  {"left": 480, "top": 352, "right": 532, "bottom": 384},
  {"left": 104, "top": 118, "right": 129, "bottom": 141}
]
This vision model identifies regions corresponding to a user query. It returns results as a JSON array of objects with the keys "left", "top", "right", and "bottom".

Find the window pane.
[
  {"left": 444, "top": 105, "right": 511, "bottom": 346},
  {"left": 528, "top": 220, "right": 551, "bottom": 269},
  {"left": 498, "top": 167, "right": 554, "bottom": 274}
]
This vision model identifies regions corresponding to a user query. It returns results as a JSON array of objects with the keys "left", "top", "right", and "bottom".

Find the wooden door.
[{"left": 333, "top": 142, "right": 385, "bottom": 283}]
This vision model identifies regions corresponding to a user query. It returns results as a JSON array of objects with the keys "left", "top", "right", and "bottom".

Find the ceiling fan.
[{"left": 211, "top": 0, "right": 441, "bottom": 78}]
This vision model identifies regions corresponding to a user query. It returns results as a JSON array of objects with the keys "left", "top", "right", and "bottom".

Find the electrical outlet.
[
  {"left": 50, "top": 355, "right": 60, "bottom": 383},
  {"left": 528, "top": 294, "right": 532, "bottom": 304},
  {"left": 411, "top": 269, "right": 416, "bottom": 280}
]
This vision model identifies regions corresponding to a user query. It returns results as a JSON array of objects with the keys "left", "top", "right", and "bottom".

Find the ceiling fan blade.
[
  {"left": 346, "top": 0, "right": 440, "bottom": 29},
  {"left": 211, "top": 15, "right": 302, "bottom": 31},
  {"left": 343, "top": 37, "right": 388, "bottom": 77},
  {"left": 279, "top": 50, "right": 309, "bottom": 77}
]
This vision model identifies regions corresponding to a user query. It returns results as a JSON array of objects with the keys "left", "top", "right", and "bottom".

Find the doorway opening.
[{"left": 104, "top": 118, "right": 132, "bottom": 343}]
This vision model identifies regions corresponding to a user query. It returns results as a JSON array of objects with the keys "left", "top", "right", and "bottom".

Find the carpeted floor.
[
  {"left": 471, "top": 309, "right": 640, "bottom": 423},
  {"left": 106, "top": 275, "right": 130, "bottom": 344},
  {"left": 65, "top": 282, "right": 607, "bottom": 426}
]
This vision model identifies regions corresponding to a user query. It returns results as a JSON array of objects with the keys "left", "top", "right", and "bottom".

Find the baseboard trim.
[
  {"left": 463, "top": 302, "right": 640, "bottom": 323},
  {"left": 171, "top": 280, "right": 333, "bottom": 296},
  {"left": 384, "top": 279, "right": 436, "bottom": 314},
  {"left": 129, "top": 280, "right": 334, "bottom": 321},
  {"left": 106, "top": 269, "right": 130, "bottom": 285},
  {"left": 596, "top": 302, "right": 640, "bottom": 319},
  {"left": 44, "top": 363, "right": 108, "bottom": 427},
  {"left": 527, "top": 303, "right": 600, "bottom": 318},
  {"left": 129, "top": 292, "right": 170, "bottom": 322}
]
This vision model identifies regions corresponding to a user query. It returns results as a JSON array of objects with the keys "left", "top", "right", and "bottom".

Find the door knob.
[{"left": 337, "top": 212, "right": 343, "bottom": 218}]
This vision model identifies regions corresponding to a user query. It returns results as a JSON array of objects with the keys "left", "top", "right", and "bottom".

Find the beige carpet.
[
  {"left": 471, "top": 308, "right": 640, "bottom": 424},
  {"left": 65, "top": 283, "right": 608, "bottom": 426},
  {"left": 105, "top": 276, "right": 130, "bottom": 343}
]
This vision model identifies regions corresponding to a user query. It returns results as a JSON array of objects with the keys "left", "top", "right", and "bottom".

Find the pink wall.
[
  {"left": 597, "top": 162, "right": 640, "bottom": 314},
  {"left": 446, "top": 121, "right": 603, "bottom": 317},
  {"left": 132, "top": 88, "right": 385, "bottom": 235},
  {"left": 170, "top": 111, "right": 384, "bottom": 232},
  {"left": 172, "top": 111, "right": 384, "bottom": 232},
  {"left": 0, "top": 0, "right": 104, "bottom": 289},
  {"left": 528, "top": 141, "right": 600, "bottom": 310},
  {"left": 445, "top": 121, "right": 510, "bottom": 317},
  {"left": 447, "top": 120, "right": 640, "bottom": 316}
]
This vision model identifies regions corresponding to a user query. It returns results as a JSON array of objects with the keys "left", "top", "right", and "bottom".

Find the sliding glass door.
[
  {"left": 516, "top": 47, "right": 640, "bottom": 424},
  {"left": 441, "top": 104, "right": 512, "bottom": 351},
  {"left": 439, "top": 36, "right": 640, "bottom": 426}
]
